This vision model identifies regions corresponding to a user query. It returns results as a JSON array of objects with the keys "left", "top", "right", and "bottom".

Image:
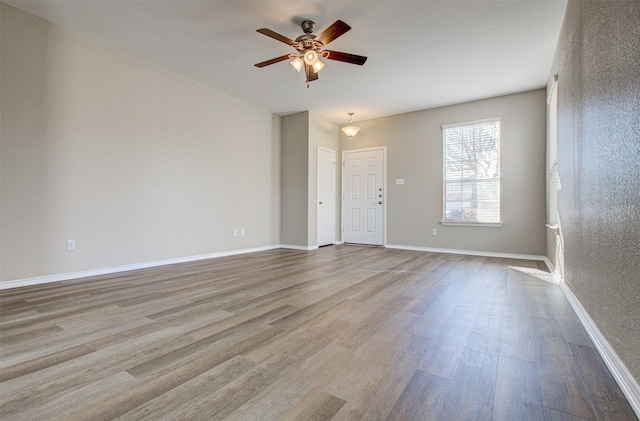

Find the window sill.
[{"left": 440, "top": 220, "right": 503, "bottom": 228}]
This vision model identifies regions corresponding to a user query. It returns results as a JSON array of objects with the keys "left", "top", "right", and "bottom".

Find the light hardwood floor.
[{"left": 0, "top": 246, "right": 636, "bottom": 420}]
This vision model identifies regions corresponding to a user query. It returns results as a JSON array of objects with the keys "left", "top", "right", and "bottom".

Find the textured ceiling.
[{"left": 6, "top": 0, "right": 567, "bottom": 124}]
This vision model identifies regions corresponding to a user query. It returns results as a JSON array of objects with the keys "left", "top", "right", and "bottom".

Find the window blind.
[{"left": 443, "top": 118, "right": 501, "bottom": 224}]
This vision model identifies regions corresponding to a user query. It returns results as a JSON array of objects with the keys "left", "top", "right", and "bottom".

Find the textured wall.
[
  {"left": 556, "top": 1, "right": 640, "bottom": 380},
  {"left": 340, "top": 90, "right": 547, "bottom": 256}
]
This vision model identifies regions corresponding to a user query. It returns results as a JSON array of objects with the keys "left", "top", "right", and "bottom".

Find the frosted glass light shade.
[
  {"left": 312, "top": 59, "right": 325, "bottom": 73},
  {"left": 303, "top": 49, "right": 318, "bottom": 65},
  {"left": 341, "top": 125, "right": 361, "bottom": 137},
  {"left": 290, "top": 57, "right": 303, "bottom": 72}
]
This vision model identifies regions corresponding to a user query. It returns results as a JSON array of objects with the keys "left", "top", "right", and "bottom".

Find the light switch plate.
[{"left": 395, "top": 179, "right": 405, "bottom": 185}]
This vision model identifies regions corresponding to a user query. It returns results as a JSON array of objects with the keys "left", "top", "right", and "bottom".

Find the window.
[{"left": 442, "top": 118, "right": 501, "bottom": 226}]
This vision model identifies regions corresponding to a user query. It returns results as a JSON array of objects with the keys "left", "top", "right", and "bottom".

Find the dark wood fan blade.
[
  {"left": 323, "top": 50, "right": 367, "bottom": 65},
  {"left": 256, "top": 28, "right": 297, "bottom": 46},
  {"left": 305, "top": 64, "right": 319, "bottom": 82},
  {"left": 254, "top": 54, "right": 291, "bottom": 68},
  {"left": 315, "top": 20, "right": 351, "bottom": 46}
]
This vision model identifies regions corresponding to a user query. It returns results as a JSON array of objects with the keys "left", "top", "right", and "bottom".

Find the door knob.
[
  {"left": 378, "top": 201, "right": 383, "bottom": 205},
  {"left": 319, "top": 201, "right": 323, "bottom": 205}
]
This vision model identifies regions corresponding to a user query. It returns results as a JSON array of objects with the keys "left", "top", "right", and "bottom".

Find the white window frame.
[{"left": 441, "top": 117, "right": 502, "bottom": 227}]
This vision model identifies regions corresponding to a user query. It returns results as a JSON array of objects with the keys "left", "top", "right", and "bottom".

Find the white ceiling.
[{"left": 6, "top": 0, "right": 567, "bottom": 124}]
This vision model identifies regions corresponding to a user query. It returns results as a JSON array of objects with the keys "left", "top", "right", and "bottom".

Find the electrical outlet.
[
  {"left": 66, "top": 240, "right": 76, "bottom": 251},
  {"left": 240, "top": 229, "right": 245, "bottom": 237},
  {"left": 431, "top": 229, "right": 437, "bottom": 236},
  {"left": 233, "top": 229, "right": 238, "bottom": 237}
]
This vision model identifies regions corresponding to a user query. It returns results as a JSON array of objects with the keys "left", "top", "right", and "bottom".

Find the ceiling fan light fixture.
[
  {"left": 312, "top": 59, "right": 325, "bottom": 73},
  {"left": 303, "top": 49, "right": 318, "bottom": 65},
  {"left": 290, "top": 57, "right": 303, "bottom": 72},
  {"left": 341, "top": 112, "right": 361, "bottom": 137}
]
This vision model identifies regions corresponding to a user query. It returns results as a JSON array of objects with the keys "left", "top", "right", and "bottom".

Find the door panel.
[
  {"left": 342, "top": 148, "right": 385, "bottom": 246},
  {"left": 317, "top": 147, "right": 336, "bottom": 246},
  {"left": 351, "top": 176, "right": 360, "bottom": 199}
]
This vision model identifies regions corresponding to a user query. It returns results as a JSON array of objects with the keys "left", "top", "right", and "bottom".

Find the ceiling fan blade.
[
  {"left": 305, "top": 64, "right": 319, "bottom": 82},
  {"left": 315, "top": 20, "right": 351, "bottom": 46},
  {"left": 254, "top": 54, "right": 292, "bottom": 68},
  {"left": 256, "top": 28, "right": 297, "bottom": 46},
  {"left": 323, "top": 50, "right": 368, "bottom": 65}
]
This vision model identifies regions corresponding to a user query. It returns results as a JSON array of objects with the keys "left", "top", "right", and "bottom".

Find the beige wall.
[
  {"left": 270, "top": 115, "right": 282, "bottom": 245},
  {"left": 340, "top": 90, "right": 547, "bottom": 256},
  {"left": 553, "top": 0, "right": 640, "bottom": 381},
  {"left": 0, "top": 4, "right": 281, "bottom": 282},
  {"left": 280, "top": 112, "right": 309, "bottom": 247},
  {"left": 280, "top": 111, "right": 339, "bottom": 247}
]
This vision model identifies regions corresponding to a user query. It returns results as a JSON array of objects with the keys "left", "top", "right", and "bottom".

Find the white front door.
[
  {"left": 342, "top": 147, "right": 386, "bottom": 246},
  {"left": 318, "top": 147, "right": 336, "bottom": 246}
]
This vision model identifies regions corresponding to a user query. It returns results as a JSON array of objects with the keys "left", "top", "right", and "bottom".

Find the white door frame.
[
  {"left": 341, "top": 146, "right": 387, "bottom": 247},
  {"left": 317, "top": 146, "right": 336, "bottom": 246}
]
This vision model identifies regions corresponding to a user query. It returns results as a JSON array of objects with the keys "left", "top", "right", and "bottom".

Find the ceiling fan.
[{"left": 254, "top": 20, "right": 367, "bottom": 85}]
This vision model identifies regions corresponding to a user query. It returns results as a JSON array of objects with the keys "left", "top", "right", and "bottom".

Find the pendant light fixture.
[{"left": 341, "top": 112, "right": 361, "bottom": 137}]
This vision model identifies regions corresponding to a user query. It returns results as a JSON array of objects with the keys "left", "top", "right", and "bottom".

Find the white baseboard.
[
  {"left": 385, "top": 244, "right": 547, "bottom": 262},
  {"left": 279, "top": 244, "right": 319, "bottom": 251},
  {"left": 0, "top": 242, "right": 351, "bottom": 290},
  {"left": 542, "top": 257, "right": 638, "bottom": 415},
  {"left": 559, "top": 282, "right": 640, "bottom": 418},
  {"left": 0, "top": 245, "right": 281, "bottom": 291},
  {"left": 2, "top": 243, "right": 541, "bottom": 290},
  {"left": 542, "top": 257, "right": 564, "bottom": 284}
]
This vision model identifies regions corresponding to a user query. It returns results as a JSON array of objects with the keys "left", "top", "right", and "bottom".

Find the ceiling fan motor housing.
[
  {"left": 296, "top": 38, "right": 323, "bottom": 52},
  {"left": 296, "top": 21, "right": 324, "bottom": 53},
  {"left": 301, "top": 20, "right": 315, "bottom": 34}
]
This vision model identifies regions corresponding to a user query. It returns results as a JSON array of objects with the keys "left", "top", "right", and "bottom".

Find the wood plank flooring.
[{"left": 0, "top": 246, "right": 637, "bottom": 420}]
